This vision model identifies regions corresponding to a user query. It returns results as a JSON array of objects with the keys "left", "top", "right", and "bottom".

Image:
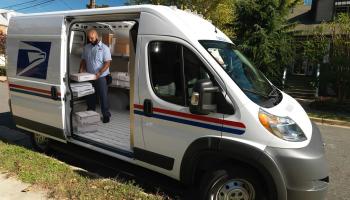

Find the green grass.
[
  {"left": 307, "top": 99, "right": 350, "bottom": 122},
  {"left": 307, "top": 111, "right": 350, "bottom": 122},
  {"left": 0, "top": 141, "right": 165, "bottom": 200}
]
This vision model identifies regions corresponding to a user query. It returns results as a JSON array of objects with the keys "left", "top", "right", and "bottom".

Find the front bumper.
[{"left": 265, "top": 122, "right": 329, "bottom": 200}]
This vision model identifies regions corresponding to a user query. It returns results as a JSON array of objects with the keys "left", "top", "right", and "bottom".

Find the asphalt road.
[
  {"left": 0, "top": 82, "right": 350, "bottom": 199},
  {"left": 320, "top": 124, "right": 350, "bottom": 200}
]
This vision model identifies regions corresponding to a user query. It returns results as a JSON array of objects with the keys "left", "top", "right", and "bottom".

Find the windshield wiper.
[
  {"left": 241, "top": 88, "right": 269, "bottom": 99},
  {"left": 268, "top": 86, "right": 279, "bottom": 98},
  {"left": 268, "top": 86, "right": 282, "bottom": 105}
]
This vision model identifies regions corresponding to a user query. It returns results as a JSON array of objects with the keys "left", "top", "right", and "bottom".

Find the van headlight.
[{"left": 258, "top": 109, "right": 307, "bottom": 142}]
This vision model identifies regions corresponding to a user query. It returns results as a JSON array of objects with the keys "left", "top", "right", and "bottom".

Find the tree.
[
  {"left": 301, "top": 25, "right": 329, "bottom": 68},
  {"left": 0, "top": 31, "right": 5, "bottom": 55},
  {"left": 0, "top": 31, "right": 6, "bottom": 76},
  {"left": 301, "top": 14, "right": 350, "bottom": 102},
  {"left": 233, "top": 0, "right": 301, "bottom": 85},
  {"left": 328, "top": 14, "right": 350, "bottom": 102}
]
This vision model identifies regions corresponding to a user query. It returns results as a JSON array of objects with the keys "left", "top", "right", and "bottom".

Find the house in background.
[{"left": 285, "top": 0, "right": 349, "bottom": 100}]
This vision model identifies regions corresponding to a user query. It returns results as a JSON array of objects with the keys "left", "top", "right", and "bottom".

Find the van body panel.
[
  {"left": 265, "top": 122, "right": 329, "bottom": 200},
  {"left": 6, "top": 5, "right": 328, "bottom": 198},
  {"left": 136, "top": 35, "right": 225, "bottom": 179},
  {"left": 132, "top": 35, "right": 145, "bottom": 149},
  {"left": 7, "top": 15, "right": 67, "bottom": 141}
]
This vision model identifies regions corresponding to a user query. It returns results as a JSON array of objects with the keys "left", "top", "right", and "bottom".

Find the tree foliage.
[
  {"left": 233, "top": 0, "right": 301, "bottom": 85},
  {"left": 0, "top": 32, "right": 6, "bottom": 75},
  {"left": 86, "top": 4, "right": 109, "bottom": 8},
  {"left": 0, "top": 32, "right": 5, "bottom": 55},
  {"left": 328, "top": 14, "right": 350, "bottom": 102},
  {"left": 299, "top": 25, "right": 329, "bottom": 71},
  {"left": 301, "top": 14, "right": 350, "bottom": 102}
]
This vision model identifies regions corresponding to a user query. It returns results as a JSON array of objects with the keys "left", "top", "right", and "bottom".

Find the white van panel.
[
  {"left": 136, "top": 35, "right": 224, "bottom": 180},
  {"left": 7, "top": 15, "right": 65, "bottom": 36},
  {"left": 7, "top": 15, "right": 67, "bottom": 141}
]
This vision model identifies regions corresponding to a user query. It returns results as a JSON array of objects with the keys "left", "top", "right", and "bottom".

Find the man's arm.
[
  {"left": 79, "top": 59, "right": 86, "bottom": 73},
  {"left": 96, "top": 60, "right": 111, "bottom": 79},
  {"left": 96, "top": 45, "right": 112, "bottom": 79}
]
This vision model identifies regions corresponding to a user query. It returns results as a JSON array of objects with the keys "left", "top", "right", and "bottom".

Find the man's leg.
[
  {"left": 86, "top": 81, "right": 97, "bottom": 111},
  {"left": 95, "top": 77, "right": 111, "bottom": 123}
]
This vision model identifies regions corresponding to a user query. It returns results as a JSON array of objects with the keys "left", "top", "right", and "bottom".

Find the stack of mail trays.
[
  {"left": 74, "top": 111, "right": 100, "bottom": 134},
  {"left": 71, "top": 82, "right": 95, "bottom": 98},
  {"left": 111, "top": 72, "right": 130, "bottom": 88},
  {"left": 71, "top": 73, "right": 96, "bottom": 82},
  {"left": 70, "top": 73, "right": 96, "bottom": 98}
]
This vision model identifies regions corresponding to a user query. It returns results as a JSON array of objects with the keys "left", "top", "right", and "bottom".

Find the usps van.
[{"left": 6, "top": 5, "right": 329, "bottom": 200}]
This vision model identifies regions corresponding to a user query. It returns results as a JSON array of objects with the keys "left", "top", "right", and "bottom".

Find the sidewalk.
[{"left": 0, "top": 172, "right": 48, "bottom": 200}]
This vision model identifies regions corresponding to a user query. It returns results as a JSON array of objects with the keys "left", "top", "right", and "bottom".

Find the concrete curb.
[
  {"left": 0, "top": 76, "right": 7, "bottom": 82},
  {"left": 310, "top": 117, "right": 350, "bottom": 127}
]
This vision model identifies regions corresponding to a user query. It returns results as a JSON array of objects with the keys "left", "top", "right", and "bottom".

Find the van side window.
[
  {"left": 183, "top": 47, "right": 210, "bottom": 104},
  {"left": 148, "top": 41, "right": 185, "bottom": 106}
]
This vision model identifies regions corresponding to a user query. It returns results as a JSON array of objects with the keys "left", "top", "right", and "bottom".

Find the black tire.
[
  {"left": 199, "top": 165, "right": 268, "bottom": 200},
  {"left": 30, "top": 133, "right": 51, "bottom": 153}
]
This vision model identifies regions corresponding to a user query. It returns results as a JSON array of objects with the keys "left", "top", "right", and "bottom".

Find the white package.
[
  {"left": 75, "top": 124, "right": 98, "bottom": 134},
  {"left": 72, "top": 88, "right": 95, "bottom": 98},
  {"left": 74, "top": 111, "right": 100, "bottom": 125},
  {"left": 112, "top": 72, "right": 130, "bottom": 82},
  {"left": 71, "top": 73, "right": 96, "bottom": 82},
  {"left": 112, "top": 79, "right": 130, "bottom": 88},
  {"left": 71, "top": 82, "right": 95, "bottom": 98},
  {"left": 71, "top": 82, "right": 93, "bottom": 91}
]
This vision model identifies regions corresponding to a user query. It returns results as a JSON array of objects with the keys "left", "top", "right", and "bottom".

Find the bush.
[{"left": 309, "top": 99, "right": 350, "bottom": 113}]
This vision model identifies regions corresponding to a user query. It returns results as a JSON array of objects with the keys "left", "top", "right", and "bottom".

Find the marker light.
[{"left": 258, "top": 109, "right": 307, "bottom": 142}]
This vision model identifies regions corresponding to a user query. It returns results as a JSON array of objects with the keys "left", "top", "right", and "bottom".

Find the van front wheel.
[
  {"left": 199, "top": 165, "right": 267, "bottom": 200},
  {"left": 31, "top": 133, "right": 50, "bottom": 153}
]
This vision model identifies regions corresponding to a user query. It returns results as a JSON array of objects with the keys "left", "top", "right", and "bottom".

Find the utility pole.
[{"left": 88, "top": 0, "right": 96, "bottom": 9}]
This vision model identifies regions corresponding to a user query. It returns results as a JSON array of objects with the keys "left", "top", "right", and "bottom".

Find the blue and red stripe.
[
  {"left": 134, "top": 104, "right": 245, "bottom": 135},
  {"left": 9, "top": 84, "right": 61, "bottom": 100}
]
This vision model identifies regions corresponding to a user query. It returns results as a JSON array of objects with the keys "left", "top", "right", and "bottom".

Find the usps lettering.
[{"left": 16, "top": 41, "right": 51, "bottom": 79}]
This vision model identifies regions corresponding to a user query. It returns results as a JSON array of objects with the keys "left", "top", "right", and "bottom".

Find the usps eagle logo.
[{"left": 16, "top": 41, "right": 51, "bottom": 79}]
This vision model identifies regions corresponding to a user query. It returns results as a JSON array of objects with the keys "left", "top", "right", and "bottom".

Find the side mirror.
[{"left": 189, "top": 79, "right": 219, "bottom": 115}]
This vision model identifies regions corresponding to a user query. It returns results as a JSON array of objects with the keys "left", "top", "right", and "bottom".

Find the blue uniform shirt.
[{"left": 81, "top": 41, "right": 112, "bottom": 77}]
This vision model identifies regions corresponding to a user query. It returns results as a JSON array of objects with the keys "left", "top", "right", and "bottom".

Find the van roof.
[{"left": 9, "top": 5, "right": 231, "bottom": 43}]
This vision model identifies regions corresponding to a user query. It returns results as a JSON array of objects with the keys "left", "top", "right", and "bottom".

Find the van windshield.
[{"left": 199, "top": 40, "right": 282, "bottom": 107}]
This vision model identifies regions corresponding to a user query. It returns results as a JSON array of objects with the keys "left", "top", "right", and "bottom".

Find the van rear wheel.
[
  {"left": 31, "top": 133, "right": 51, "bottom": 153},
  {"left": 199, "top": 165, "right": 267, "bottom": 200}
]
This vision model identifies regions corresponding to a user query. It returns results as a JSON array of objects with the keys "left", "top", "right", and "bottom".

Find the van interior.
[{"left": 68, "top": 21, "right": 137, "bottom": 153}]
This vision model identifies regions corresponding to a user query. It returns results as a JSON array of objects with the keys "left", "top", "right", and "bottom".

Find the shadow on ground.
[{"left": 0, "top": 112, "right": 192, "bottom": 200}]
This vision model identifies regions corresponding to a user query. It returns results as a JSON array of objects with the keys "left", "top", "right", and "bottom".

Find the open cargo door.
[{"left": 6, "top": 15, "right": 68, "bottom": 142}]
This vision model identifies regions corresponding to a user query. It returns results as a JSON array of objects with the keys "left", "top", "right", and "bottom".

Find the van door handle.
[
  {"left": 51, "top": 86, "right": 58, "bottom": 100},
  {"left": 143, "top": 99, "right": 153, "bottom": 117}
]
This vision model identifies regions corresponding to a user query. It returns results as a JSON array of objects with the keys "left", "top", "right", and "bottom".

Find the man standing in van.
[{"left": 79, "top": 29, "right": 112, "bottom": 123}]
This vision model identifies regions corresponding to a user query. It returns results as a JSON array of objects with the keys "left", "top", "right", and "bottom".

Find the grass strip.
[
  {"left": 0, "top": 141, "right": 164, "bottom": 200},
  {"left": 308, "top": 111, "right": 350, "bottom": 122}
]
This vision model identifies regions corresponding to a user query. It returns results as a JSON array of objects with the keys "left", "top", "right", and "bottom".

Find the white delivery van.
[{"left": 6, "top": 5, "right": 329, "bottom": 200}]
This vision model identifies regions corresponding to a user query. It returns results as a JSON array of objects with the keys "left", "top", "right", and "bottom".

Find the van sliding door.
[{"left": 6, "top": 15, "right": 68, "bottom": 142}]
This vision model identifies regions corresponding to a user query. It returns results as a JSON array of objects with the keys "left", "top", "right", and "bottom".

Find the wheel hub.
[{"left": 216, "top": 179, "right": 254, "bottom": 200}]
